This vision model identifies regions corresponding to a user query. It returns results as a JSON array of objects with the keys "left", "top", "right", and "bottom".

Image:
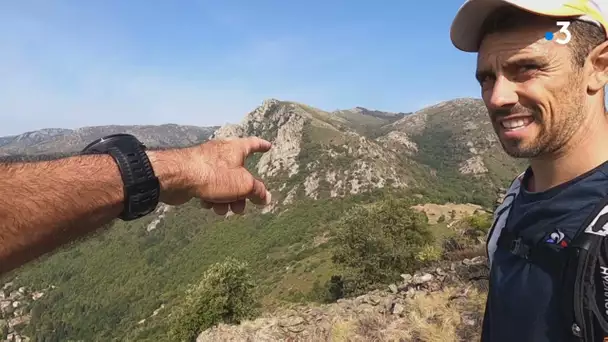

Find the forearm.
[
  {"left": 0, "top": 154, "right": 125, "bottom": 273},
  {"left": 0, "top": 136, "right": 269, "bottom": 274}
]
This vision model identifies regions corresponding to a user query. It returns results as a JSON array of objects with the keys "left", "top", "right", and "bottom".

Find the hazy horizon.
[{"left": 0, "top": 1, "right": 483, "bottom": 136}]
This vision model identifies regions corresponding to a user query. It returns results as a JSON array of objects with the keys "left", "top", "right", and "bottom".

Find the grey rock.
[
  {"left": 366, "top": 295, "right": 380, "bottom": 306},
  {"left": 463, "top": 318, "right": 476, "bottom": 326},
  {"left": 383, "top": 296, "right": 396, "bottom": 313},
  {"left": 397, "top": 283, "right": 409, "bottom": 292},
  {"left": 463, "top": 256, "right": 486, "bottom": 266},
  {"left": 413, "top": 273, "right": 433, "bottom": 285},
  {"left": 391, "top": 303, "right": 405, "bottom": 315},
  {"left": 400, "top": 274, "right": 413, "bottom": 283},
  {"left": 279, "top": 316, "right": 304, "bottom": 327}
]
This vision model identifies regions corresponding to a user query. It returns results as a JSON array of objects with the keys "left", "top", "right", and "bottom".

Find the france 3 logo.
[{"left": 545, "top": 21, "right": 572, "bottom": 45}]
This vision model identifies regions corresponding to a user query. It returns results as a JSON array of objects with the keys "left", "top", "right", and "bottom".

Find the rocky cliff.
[
  {"left": 211, "top": 98, "right": 524, "bottom": 210},
  {"left": 0, "top": 97, "right": 523, "bottom": 342}
]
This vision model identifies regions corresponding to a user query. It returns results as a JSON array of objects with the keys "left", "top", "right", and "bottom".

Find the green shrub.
[
  {"left": 308, "top": 275, "right": 347, "bottom": 303},
  {"left": 332, "top": 197, "right": 434, "bottom": 296},
  {"left": 0, "top": 320, "right": 7, "bottom": 338},
  {"left": 466, "top": 211, "right": 492, "bottom": 233},
  {"left": 168, "top": 257, "right": 259, "bottom": 342},
  {"left": 415, "top": 244, "right": 443, "bottom": 263}
]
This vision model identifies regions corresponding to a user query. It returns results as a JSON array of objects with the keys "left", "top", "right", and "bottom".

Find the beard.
[
  {"left": 491, "top": 103, "right": 543, "bottom": 158},
  {"left": 490, "top": 85, "right": 586, "bottom": 159}
]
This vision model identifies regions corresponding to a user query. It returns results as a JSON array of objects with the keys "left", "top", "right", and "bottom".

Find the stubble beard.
[{"left": 494, "top": 78, "right": 586, "bottom": 159}]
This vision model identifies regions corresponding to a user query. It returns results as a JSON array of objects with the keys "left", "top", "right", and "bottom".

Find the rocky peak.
[
  {"left": 213, "top": 99, "right": 308, "bottom": 180},
  {"left": 213, "top": 99, "right": 283, "bottom": 140},
  {"left": 212, "top": 99, "right": 418, "bottom": 207}
]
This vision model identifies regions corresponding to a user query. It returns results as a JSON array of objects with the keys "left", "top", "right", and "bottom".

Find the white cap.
[{"left": 450, "top": 0, "right": 608, "bottom": 52}]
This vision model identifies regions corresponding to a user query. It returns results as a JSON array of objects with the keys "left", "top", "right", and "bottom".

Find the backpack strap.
[
  {"left": 487, "top": 171, "right": 608, "bottom": 341},
  {"left": 495, "top": 216, "right": 571, "bottom": 274},
  {"left": 562, "top": 196, "right": 608, "bottom": 341},
  {"left": 487, "top": 172, "right": 524, "bottom": 267},
  {"left": 492, "top": 172, "right": 579, "bottom": 275},
  {"left": 496, "top": 228, "right": 567, "bottom": 263}
]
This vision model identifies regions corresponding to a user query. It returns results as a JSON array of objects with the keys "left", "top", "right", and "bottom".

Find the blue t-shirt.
[{"left": 482, "top": 161, "right": 608, "bottom": 342}]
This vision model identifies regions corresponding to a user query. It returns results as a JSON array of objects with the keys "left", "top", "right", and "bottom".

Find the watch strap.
[
  {"left": 82, "top": 134, "right": 160, "bottom": 221},
  {"left": 107, "top": 142, "right": 160, "bottom": 221}
]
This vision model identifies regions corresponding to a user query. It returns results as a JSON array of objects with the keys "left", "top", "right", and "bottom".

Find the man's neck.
[{"left": 528, "top": 107, "right": 608, "bottom": 192}]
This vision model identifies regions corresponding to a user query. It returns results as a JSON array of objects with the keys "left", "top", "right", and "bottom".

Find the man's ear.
[{"left": 588, "top": 40, "right": 608, "bottom": 93}]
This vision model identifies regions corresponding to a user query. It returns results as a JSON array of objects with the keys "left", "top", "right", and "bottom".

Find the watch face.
[{"left": 82, "top": 133, "right": 137, "bottom": 153}]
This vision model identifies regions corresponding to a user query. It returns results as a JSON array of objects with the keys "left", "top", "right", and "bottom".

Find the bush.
[
  {"left": 466, "top": 211, "right": 492, "bottom": 233},
  {"left": 332, "top": 197, "right": 434, "bottom": 296},
  {"left": 415, "top": 244, "right": 443, "bottom": 263},
  {"left": 308, "top": 275, "right": 346, "bottom": 303},
  {"left": 168, "top": 257, "right": 259, "bottom": 342}
]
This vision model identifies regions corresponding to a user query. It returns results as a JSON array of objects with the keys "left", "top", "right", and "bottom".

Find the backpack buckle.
[{"left": 510, "top": 237, "right": 530, "bottom": 259}]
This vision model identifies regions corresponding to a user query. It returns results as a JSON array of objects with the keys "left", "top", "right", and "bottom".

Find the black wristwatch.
[{"left": 81, "top": 133, "right": 160, "bottom": 221}]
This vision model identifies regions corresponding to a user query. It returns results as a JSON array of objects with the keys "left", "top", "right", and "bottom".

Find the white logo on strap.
[{"left": 584, "top": 205, "right": 608, "bottom": 236}]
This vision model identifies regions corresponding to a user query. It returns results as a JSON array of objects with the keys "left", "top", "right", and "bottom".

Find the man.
[
  {"left": 0, "top": 135, "right": 272, "bottom": 275},
  {"left": 450, "top": 0, "right": 608, "bottom": 341}
]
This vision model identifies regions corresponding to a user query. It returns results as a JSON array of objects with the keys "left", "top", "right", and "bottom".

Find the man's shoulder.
[{"left": 493, "top": 172, "right": 525, "bottom": 214}]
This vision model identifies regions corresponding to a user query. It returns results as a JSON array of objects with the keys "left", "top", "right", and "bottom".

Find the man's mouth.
[{"left": 499, "top": 116, "right": 534, "bottom": 131}]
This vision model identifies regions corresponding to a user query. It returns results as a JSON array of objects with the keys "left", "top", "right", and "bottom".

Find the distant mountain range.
[
  {"left": 0, "top": 97, "right": 526, "bottom": 341},
  {"left": 0, "top": 98, "right": 525, "bottom": 207},
  {"left": 0, "top": 124, "right": 218, "bottom": 156}
]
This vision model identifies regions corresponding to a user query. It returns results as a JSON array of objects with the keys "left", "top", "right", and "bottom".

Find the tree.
[
  {"left": 332, "top": 197, "right": 434, "bottom": 295},
  {"left": 466, "top": 211, "right": 492, "bottom": 233},
  {"left": 169, "top": 257, "right": 259, "bottom": 342}
]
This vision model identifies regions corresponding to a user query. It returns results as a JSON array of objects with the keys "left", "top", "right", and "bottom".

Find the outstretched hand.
[{"left": 154, "top": 137, "right": 272, "bottom": 215}]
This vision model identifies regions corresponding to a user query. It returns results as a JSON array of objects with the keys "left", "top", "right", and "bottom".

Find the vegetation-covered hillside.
[{"left": 0, "top": 97, "right": 524, "bottom": 341}]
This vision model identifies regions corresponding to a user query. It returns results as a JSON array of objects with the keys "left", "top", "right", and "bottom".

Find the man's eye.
[
  {"left": 480, "top": 75, "right": 495, "bottom": 86},
  {"left": 518, "top": 64, "right": 538, "bottom": 72}
]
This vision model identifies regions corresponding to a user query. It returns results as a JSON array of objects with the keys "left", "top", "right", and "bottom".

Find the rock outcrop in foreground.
[
  {"left": 197, "top": 257, "right": 489, "bottom": 342},
  {"left": 0, "top": 281, "right": 52, "bottom": 342}
]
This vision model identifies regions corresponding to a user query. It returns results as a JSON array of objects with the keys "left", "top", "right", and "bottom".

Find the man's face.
[{"left": 477, "top": 18, "right": 586, "bottom": 158}]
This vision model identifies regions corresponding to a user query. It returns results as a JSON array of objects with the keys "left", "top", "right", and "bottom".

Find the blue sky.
[{"left": 0, "top": 0, "right": 481, "bottom": 136}]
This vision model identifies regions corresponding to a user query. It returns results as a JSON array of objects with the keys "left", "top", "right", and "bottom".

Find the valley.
[{"left": 0, "top": 97, "right": 524, "bottom": 341}]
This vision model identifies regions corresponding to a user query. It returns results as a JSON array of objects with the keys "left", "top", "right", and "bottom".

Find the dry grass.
[
  {"left": 397, "top": 286, "right": 485, "bottom": 342},
  {"left": 411, "top": 203, "right": 484, "bottom": 224},
  {"left": 329, "top": 320, "right": 356, "bottom": 341},
  {"left": 368, "top": 287, "right": 485, "bottom": 342},
  {"left": 356, "top": 315, "right": 388, "bottom": 341},
  {"left": 402, "top": 289, "right": 462, "bottom": 341},
  {"left": 311, "top": 286, "right": 486, "bottom": 342},
  {"left": 199, "top": 286, "right": 487, "bottom": 342}
]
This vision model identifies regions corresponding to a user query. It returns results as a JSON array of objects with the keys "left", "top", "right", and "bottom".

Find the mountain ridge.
[
  {"left": 0, "top": 97, "right": 524, "bottom": 341},
  {"left": 0, "top": 124, "right": 219, "bottom": 156},
  {"left": 0, "top": 97, "right": 524, "bottom": 208}
]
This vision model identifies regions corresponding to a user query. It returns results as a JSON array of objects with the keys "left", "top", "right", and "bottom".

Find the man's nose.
[{"left": 486, "top": 75, "right": 518, "bottom": 111}]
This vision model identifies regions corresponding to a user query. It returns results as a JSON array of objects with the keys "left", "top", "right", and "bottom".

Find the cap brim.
[{"left": 450, "top": 0, "right": 587, "bottom": 52}]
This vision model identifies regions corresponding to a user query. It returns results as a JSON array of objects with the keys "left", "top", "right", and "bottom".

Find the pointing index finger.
[{"left": 242, "top": 137, "right": 272, "bottom": 156}]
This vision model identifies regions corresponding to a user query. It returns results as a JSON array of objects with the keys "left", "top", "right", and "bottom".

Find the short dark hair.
[{"left": 480, "top": 5, "right": 606, "bottom": 67}]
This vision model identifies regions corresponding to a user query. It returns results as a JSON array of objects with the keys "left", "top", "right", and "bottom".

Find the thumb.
[{"left": 247, "top": 176, "right": 271, "bottom": 206}]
